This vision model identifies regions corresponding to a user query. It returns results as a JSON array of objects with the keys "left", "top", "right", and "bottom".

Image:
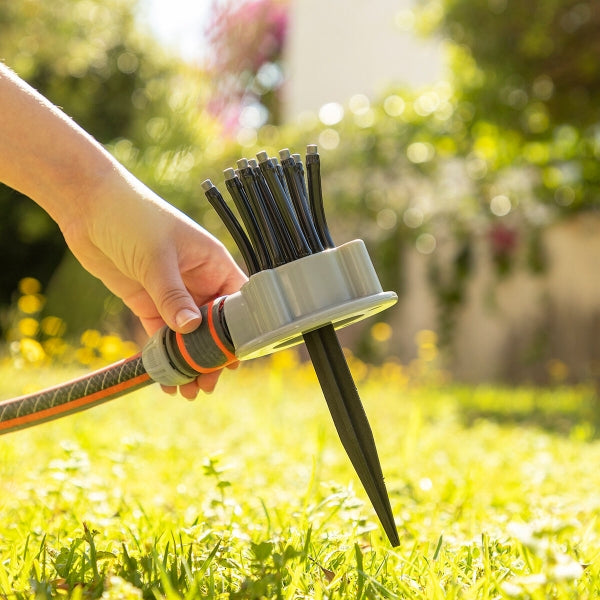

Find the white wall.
[
  {"left": 388, "top": 214, "right": 600, "bottom": 383},
  {"left": 284, "top": 0, "right": 443, "bottom": 119}
]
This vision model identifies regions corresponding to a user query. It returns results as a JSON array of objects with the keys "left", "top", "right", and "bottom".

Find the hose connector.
[
  {"left": 142, "top": 298, "right": 237, "bottom": 386},
  {"left": 141, "top": 327, "right": 195, "bottom": 386}
]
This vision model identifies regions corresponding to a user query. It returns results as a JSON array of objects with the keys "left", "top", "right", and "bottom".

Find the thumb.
[{"left": 144, "top": 260, "right": 202, "bottom": 334}]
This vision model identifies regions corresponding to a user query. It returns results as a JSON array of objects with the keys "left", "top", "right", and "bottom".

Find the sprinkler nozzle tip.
[{"left": 256, "top": 150, "right": 269, "bottom": 163}]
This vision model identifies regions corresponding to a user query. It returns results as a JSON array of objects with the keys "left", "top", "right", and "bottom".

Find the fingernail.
[{"left": 175, "top": 308, "right": 201, "bottom": 330}]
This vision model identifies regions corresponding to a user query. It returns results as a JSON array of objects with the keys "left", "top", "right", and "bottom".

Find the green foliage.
[
  {"left": 1, "top": 359, "right": 600, "bottom": 597},
  {"left": 420, "top": 0, "right": 600, "bottom": 216},
  {"left": 427, "top": 0, "right": 600, "bottom": 130},
  {"left": 0, "top": 0, "right": 220, "bottom": 310},
  {"left": 213, "top": 0, "right": 600, "bottom": 356}
]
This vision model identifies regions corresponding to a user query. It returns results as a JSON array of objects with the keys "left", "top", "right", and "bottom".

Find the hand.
[
  {"left": 60, "top": 166, "right": 247, "bottom": 399},
  {"left": 0, "top": 64, "right": 248, "bottom": 398}
]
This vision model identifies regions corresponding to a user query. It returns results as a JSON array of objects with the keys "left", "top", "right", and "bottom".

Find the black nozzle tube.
[
  {"left": 201, "top": 180, "right": 261, "bottom": 275},
  {"left": 272, "top": 157, "right": 289, "bottom": 197},
  {"left": 238, "top": 160, "right": 287, "bottom": 267},
  {"left": 279, "top": 149, "right": 324, "bottom": 253},
  {"left": 257, "top": 151, "right": 312, "bottom": 259},
  {"left": 306, "top": 145, "right": 335, "bottom": 249},
  {"left": 224, "top": 169, "right": 272, "bottom": 271},
  {"left": 292, "top": 153, "right": 309, "bottom": 197},
  {"left": 250, "top": 159, "right": 297, "bottom": 264}
]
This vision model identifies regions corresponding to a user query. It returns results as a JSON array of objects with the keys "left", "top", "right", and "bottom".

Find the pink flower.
[{"left": 488, "top": 223, "right": 518, "bottom": 258}]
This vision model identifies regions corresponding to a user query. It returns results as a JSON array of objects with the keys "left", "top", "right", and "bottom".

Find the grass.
[{"left": 1, "top": 352, "right": 600, "bottom": 598}]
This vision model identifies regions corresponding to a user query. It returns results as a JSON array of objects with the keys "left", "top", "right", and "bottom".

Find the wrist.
[{"left": 44, "top": 145, "right": 121, "bottom": 232}]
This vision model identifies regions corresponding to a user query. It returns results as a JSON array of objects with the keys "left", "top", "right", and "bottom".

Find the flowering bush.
[
  {"left": 204, "top": 0, "right": 289, "bottom": 129},
  {"left": 2, "top": 277, "right": 139, "bottom": 369}
]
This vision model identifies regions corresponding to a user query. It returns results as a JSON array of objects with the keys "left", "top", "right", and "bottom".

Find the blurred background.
[{"left": 1, "top": 0, "right": 599, "bottom": 385}]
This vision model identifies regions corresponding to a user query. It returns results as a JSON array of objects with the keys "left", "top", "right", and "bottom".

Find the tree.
[
  {"left": 430, "top": 0, "right": 600, "bottom": 130},
  {"left": 420, "top": 0, "right": 600, "bottom": 212}
]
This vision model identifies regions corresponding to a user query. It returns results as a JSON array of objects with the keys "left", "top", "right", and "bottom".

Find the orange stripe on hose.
[
  {"left": 0, "top": 371, "right": 151, "bottom": 432},
  {"left": 175, "top": 300, "right": 236, "bottom": 374}
]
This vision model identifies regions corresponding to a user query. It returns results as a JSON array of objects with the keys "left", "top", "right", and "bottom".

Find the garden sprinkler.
[{"left": 0, "top": 145, "right": 400, "bottom": 546}]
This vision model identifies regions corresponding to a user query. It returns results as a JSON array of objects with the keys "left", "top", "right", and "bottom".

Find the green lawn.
[{"left": 1, "top": 354, "right": 600, "bottom": 598}]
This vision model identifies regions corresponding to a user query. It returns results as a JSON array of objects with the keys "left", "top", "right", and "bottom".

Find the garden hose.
[
  {"left": 0, "top": 145, "right": 400, "bottom": 546},
  {"left": 0, "top": 354, "right": 151, "bottom": 435},
  {"left": 0, "top": 298, "right": 238, "bottom": 436}
]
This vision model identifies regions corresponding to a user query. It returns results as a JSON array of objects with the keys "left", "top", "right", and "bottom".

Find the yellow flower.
[
  {"left": 370, "top": 322, "right": 392, "bottom": 343},
  {"left": 43, "top": 337, "right": 69, "bottom": 358},
  {"left": 18, "top": 317, "right": 39, "bottom": 337},
  {"left": 120, "top": 341, "right": 140, "bottom": 356},
  {"left": 18, "top": 277, "right": 41, "bottom": 295},
  {"left": 41, "top": 316, "right": 66, "bottom": 337},
  {"left": 418, "top": 342, "right": 438, "bottom": 363},
  {"left": 415, "top": 329, "right": 438, "bottom": 346},
  {"left": 80, "top": 329, "right": 102, "bottom": 349},
  {"left": 99, "top": 335, "right": 125, "bottom": 362},
  {"left": 269, "top": 349, "right": 299, "bottom": 372},
  {"left": 19, "top": 338, "right": 46, "bottom": 364},
  {"left": 17, "top": 294, "right": 44, "bottom": 314},
  {"left": 76, "top": 347, "right": 97, "bottom": 366},
  {"left": 547, "top": 359, "right": 569, "bottom": 383}
]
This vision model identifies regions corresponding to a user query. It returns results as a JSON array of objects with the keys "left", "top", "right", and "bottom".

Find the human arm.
[{"left": 0, "top": 63, "right": 247, "bottom": 398}]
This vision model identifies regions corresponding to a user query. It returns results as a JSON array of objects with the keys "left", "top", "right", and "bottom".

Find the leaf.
[
  {"left": 309, "top": 557, "right": 335, "bottom": 583},
  {"left": 54, "top": 546, "right": 79, "bottom": 578},
  {"left": 95, "top": 551, "right": 117, "bottom": 561},
  {"left": 251, "top": 541, "right": 273, "bottom": 562},
  {"left": 319, "top": 564, "right": 336, "bottom": 583}
]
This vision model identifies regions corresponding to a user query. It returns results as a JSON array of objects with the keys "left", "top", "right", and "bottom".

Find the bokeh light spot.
[
  {"left": 371, "top": 322, "right": 393, "bottom": 343},
  {"left": 414, "top": 92, "right": 440, "bottom": 116},
  {"left": 18, "top": 318, "right": 39, "bottom": 337},
  {"left": 376, "top": 208, "right": 398, "bottom": 230},
  {"left": 318, "top": 102, "right": 344, "bottom": 126},
  {"left": 18, "top": 277, "right": 41, "bottom": 295},
  {"left": 18, "top": 294, "right": 44, "bottom": 315},
  {"left": 407, "top": 142, "right": 435, "bottom": 163},
  {"left": 318, "top": 128, "right": 340, "bottom": 150},
  {"left": 383, "top": 94, "right": 406, "bottom": 117},
  {"left": 237, "top": 127, "right": 258, "bottom": 148},
  {"left": 416, "top": 233, "right": 436, "bottom": 254},
  {"left": 403, "top": 207, "right": 424, "bottom": 228},
  {"left": 490, "top": 194, "right": 511, "bottom": 216},
  {"left": 349, "top": 94, "right": 370, "bottom": 115}
]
